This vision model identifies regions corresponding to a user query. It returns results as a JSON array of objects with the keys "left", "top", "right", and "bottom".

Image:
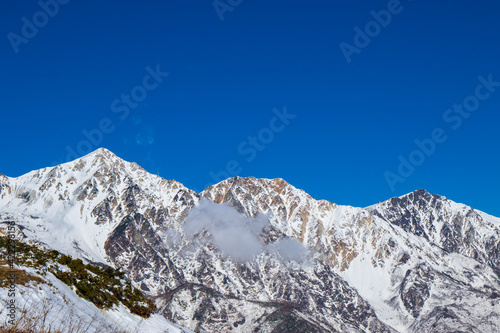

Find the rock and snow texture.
[
  {"left": 1, "top": 148, "right": 500, "bottom": 332},
  {"left": 0, "top": 148, "right": 197, "bottom": 264},
  {"left": 368, "top": 189, "right": 500, "bottom": 272},
  {"left": 201, "top": 177, "right": 500, "bottom": 332},
  {"left": 0, "top": 268, "right": 193, "bottom": 333}
]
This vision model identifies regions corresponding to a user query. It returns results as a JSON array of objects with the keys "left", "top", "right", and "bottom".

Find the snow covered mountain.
[
  {"left": 368, "top": 189, "right": 500, "bottom": 272},
  {"left": 203, "top": 177, "right": 500, "bottom": 332},
  {"left": 1, "top": 148, "right": 500, "bottom": 332}
]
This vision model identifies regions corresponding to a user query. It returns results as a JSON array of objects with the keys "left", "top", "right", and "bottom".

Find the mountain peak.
[
  {"left": 226, "top": 175, "right": 255, "bottom": 183},
  {"left": 203, "top": 176, "right": 297, "bottom": 195},
  {"left": 70, "top": 148, "right": 136, "bottom": 173},
  {"left": 407, "top": 188, "right": 431, "bottom": 198},
  {"left": 84, "top": 147, "right": 119, "bottom": 162},
  {"left": 401, "top": 189, "right": 448, "bottom": 203},
  {"left": 224, "top": 176, "right": 290, "bottom": 186}
]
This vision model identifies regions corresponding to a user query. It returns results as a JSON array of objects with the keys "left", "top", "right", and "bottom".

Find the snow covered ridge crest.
[{"left": 1, "top": 147, "right": 500, "bottom": 332}]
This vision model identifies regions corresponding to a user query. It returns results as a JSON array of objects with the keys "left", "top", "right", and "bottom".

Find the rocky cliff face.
[
  {"left": 0, "top": 173, "right": 10, "bottom": 198},
  {"left": 201, "top": 177, "right": 500, "bottom": 332},
  {"left": 368, "top": 189, "right": 500, "bottom": 272},
  {"left": 1, "top": 149, "right": 500, "bottom": 332}
]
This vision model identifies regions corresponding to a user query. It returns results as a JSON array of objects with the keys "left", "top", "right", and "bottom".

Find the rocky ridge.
[{"left": 1, "top": 148, "right": 499, "bottom": 332}]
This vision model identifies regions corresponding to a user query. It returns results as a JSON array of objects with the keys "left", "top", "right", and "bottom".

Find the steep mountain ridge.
[
  {"left": 1, "top": 149, "right": 392, "bottom": 332},
  {"left": 1, "top": 148, "right": 499, "bottom": 332},
  {"left": 201, "top": 176, "right": 500, "bottom": 332},
  {"left": 368, "top": 189, "right": 500, "bottom": 272},
  {"left": 0, "top": 148, "right": 197, "bottom": 263}
]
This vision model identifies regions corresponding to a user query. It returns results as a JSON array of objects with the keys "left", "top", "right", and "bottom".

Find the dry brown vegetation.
[
  {"left": 0, "top": 300, "right": 127, "bottom": 333},
  {"left": 0, "top": 265, "right": 44, "bottom": 287}
]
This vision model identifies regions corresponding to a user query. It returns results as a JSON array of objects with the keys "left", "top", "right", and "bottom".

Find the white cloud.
[
  {"left": 270, "top": 238, "right": 308, "bottom": 261},
  {"left": 183, "top": 199, "right": 308, "bottom": 262}
]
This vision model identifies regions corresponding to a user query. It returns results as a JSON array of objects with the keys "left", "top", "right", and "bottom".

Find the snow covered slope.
[
  {"left": 0, "top": 150, "right": 393, "bottom": 332},
  {"left": 0, "top": 148, "right": 197, "bottom": 264},
  {"left": 368, "top": 189, "right": 500, "bottom": 271},
  {"left": 1, "top": 148, "right": 500, "bottom": 332},
  {"left": 0, "top": 260, "right": 192, "bottom": 332},
  {"left": 202, "top": 177, "right": 500, "bottom": 332}
]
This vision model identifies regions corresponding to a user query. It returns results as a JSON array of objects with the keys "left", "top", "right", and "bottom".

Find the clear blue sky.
[{"left": 1, "top": 1, "right": 499, "bottom": 216}]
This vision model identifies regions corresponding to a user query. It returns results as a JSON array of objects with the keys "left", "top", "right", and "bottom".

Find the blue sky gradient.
[{"left": 1, "top": 0, "right": 499, "bottom": 215}]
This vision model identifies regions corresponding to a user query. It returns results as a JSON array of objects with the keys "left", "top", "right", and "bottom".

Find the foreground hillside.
[{"left": 0, "top": 237, "right": 191, "bottom": 333}]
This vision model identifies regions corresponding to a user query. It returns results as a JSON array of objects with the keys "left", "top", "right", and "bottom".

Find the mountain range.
[{"left": 1, "top": 148, "right": 499, "bottom": 332}]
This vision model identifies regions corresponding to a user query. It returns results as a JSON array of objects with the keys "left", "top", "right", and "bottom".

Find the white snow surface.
[
  {"left": 0, "top": 148, "right": 194, "bottom": 265},
  {"left": 0, "top": 265, "right": 193, "bottom": 333}
]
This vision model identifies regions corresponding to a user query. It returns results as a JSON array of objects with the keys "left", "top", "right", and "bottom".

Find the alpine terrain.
[{"left": 1, "top": 148, "right": 499, "bottom": 332}]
